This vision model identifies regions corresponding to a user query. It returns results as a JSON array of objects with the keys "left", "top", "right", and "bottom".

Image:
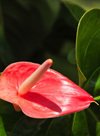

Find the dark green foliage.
[
  {"left": 0, "top": 0, "right": 100, "bottom": 136},
  {"left": 76, "top": 9, "right": 100, "bottom": 84},
  {"left": 72, "top": 111, "right": 89, "bottom": 136}
]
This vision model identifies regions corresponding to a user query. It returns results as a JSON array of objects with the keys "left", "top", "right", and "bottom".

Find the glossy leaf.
[
  {"left": 76, "top": 9, "right": 100, "bottom": 85},
  {"left": 0, "top": 61, "right": 94, "bottom": 118},
  {"left": 72, "top": 111, "right": 89, "bottom": 136},
  {"left": 0, "top": 115, "right": 7, "bottom": 136}
]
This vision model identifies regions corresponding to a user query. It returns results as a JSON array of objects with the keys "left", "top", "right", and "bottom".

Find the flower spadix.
[
  {"left": 0, "top": 59, "right": 94, "bottom": 118},
  {"left": 18, "top": 59, "right": 53, "bottom": 96}
]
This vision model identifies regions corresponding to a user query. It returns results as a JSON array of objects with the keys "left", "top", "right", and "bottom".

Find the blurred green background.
[
  {"left": 0, "top": 0, "right": 78, "bottom": 83},
  {"left": 0, "top": 0, "right": 100, "bottom": 136}
]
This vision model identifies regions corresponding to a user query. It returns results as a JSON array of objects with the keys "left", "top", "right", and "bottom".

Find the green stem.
[{"left": 94, "top": 96, "right": 100, "bottom": 101}]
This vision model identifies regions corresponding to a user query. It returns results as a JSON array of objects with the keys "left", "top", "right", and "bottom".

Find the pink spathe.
[{"left": 0, "top": 60, "right": 94, "bottom": 118}]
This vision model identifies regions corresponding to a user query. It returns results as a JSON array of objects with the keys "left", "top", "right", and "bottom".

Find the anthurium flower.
[{"left": 0, "top": 59, "right": 94, "bottom": 118}]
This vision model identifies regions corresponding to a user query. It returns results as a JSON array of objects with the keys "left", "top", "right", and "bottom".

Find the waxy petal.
[{"left": 0, "top": 62, "right": 94, "bottom": 118}]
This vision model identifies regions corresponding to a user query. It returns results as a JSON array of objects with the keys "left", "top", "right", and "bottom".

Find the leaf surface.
[
  {"left": 76, "top": 9, "right": 100, "bottom": 85},
  {"left": 62, "top": 0, "right": 85, "bottom": 21},
  {"left": 72, "top": 111, "right": 89, "bottom": 136},
  {"left": 96, "top": 122, "right": 100, "bottom": 136},
  {"left": 0, "top": 115, "right": 7, "bottom": 136},
  {"left": 62, "top": 0, "right": 100, "bottom": 10}
]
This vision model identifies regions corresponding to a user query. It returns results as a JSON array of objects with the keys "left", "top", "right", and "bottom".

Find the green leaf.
[
  {"left": 72, "top": 111, "right": 89, "bottom": 136},
  {"left": 0, "top": 115, "right": 7, "bottom": 136},
  {"left": 62, "top": 0, "right": 85, "bottom": 21},
  {"left": 76, "top": 9, "right": 100, "bottom": 85},
  {"left": 96, "top": 122, "right": 100, "bottom": 136},
  {"left": 44, "top": 115, "right": 72, "bottom": 136},
  {"left": 94, "top": 96, "right": 100, "bottom": 101},
  {"left": 11, "top": 115, "right": 72, "bottom": 136},
  {"left": 61, "top": 0, "right": 100, "bottom": 10},
  {"left": 94, "top": 74, "right": 100, "bottom": 95},
  {"left": 86, "top": 109, "right": 98, "bottom": 136},
  {"left": 11, "top": 116, "right": 46, "bottom": 136}
]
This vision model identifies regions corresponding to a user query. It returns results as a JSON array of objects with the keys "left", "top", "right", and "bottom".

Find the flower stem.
[{"left": 13, "top": 104, "right": 21, "bottom": 112}]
